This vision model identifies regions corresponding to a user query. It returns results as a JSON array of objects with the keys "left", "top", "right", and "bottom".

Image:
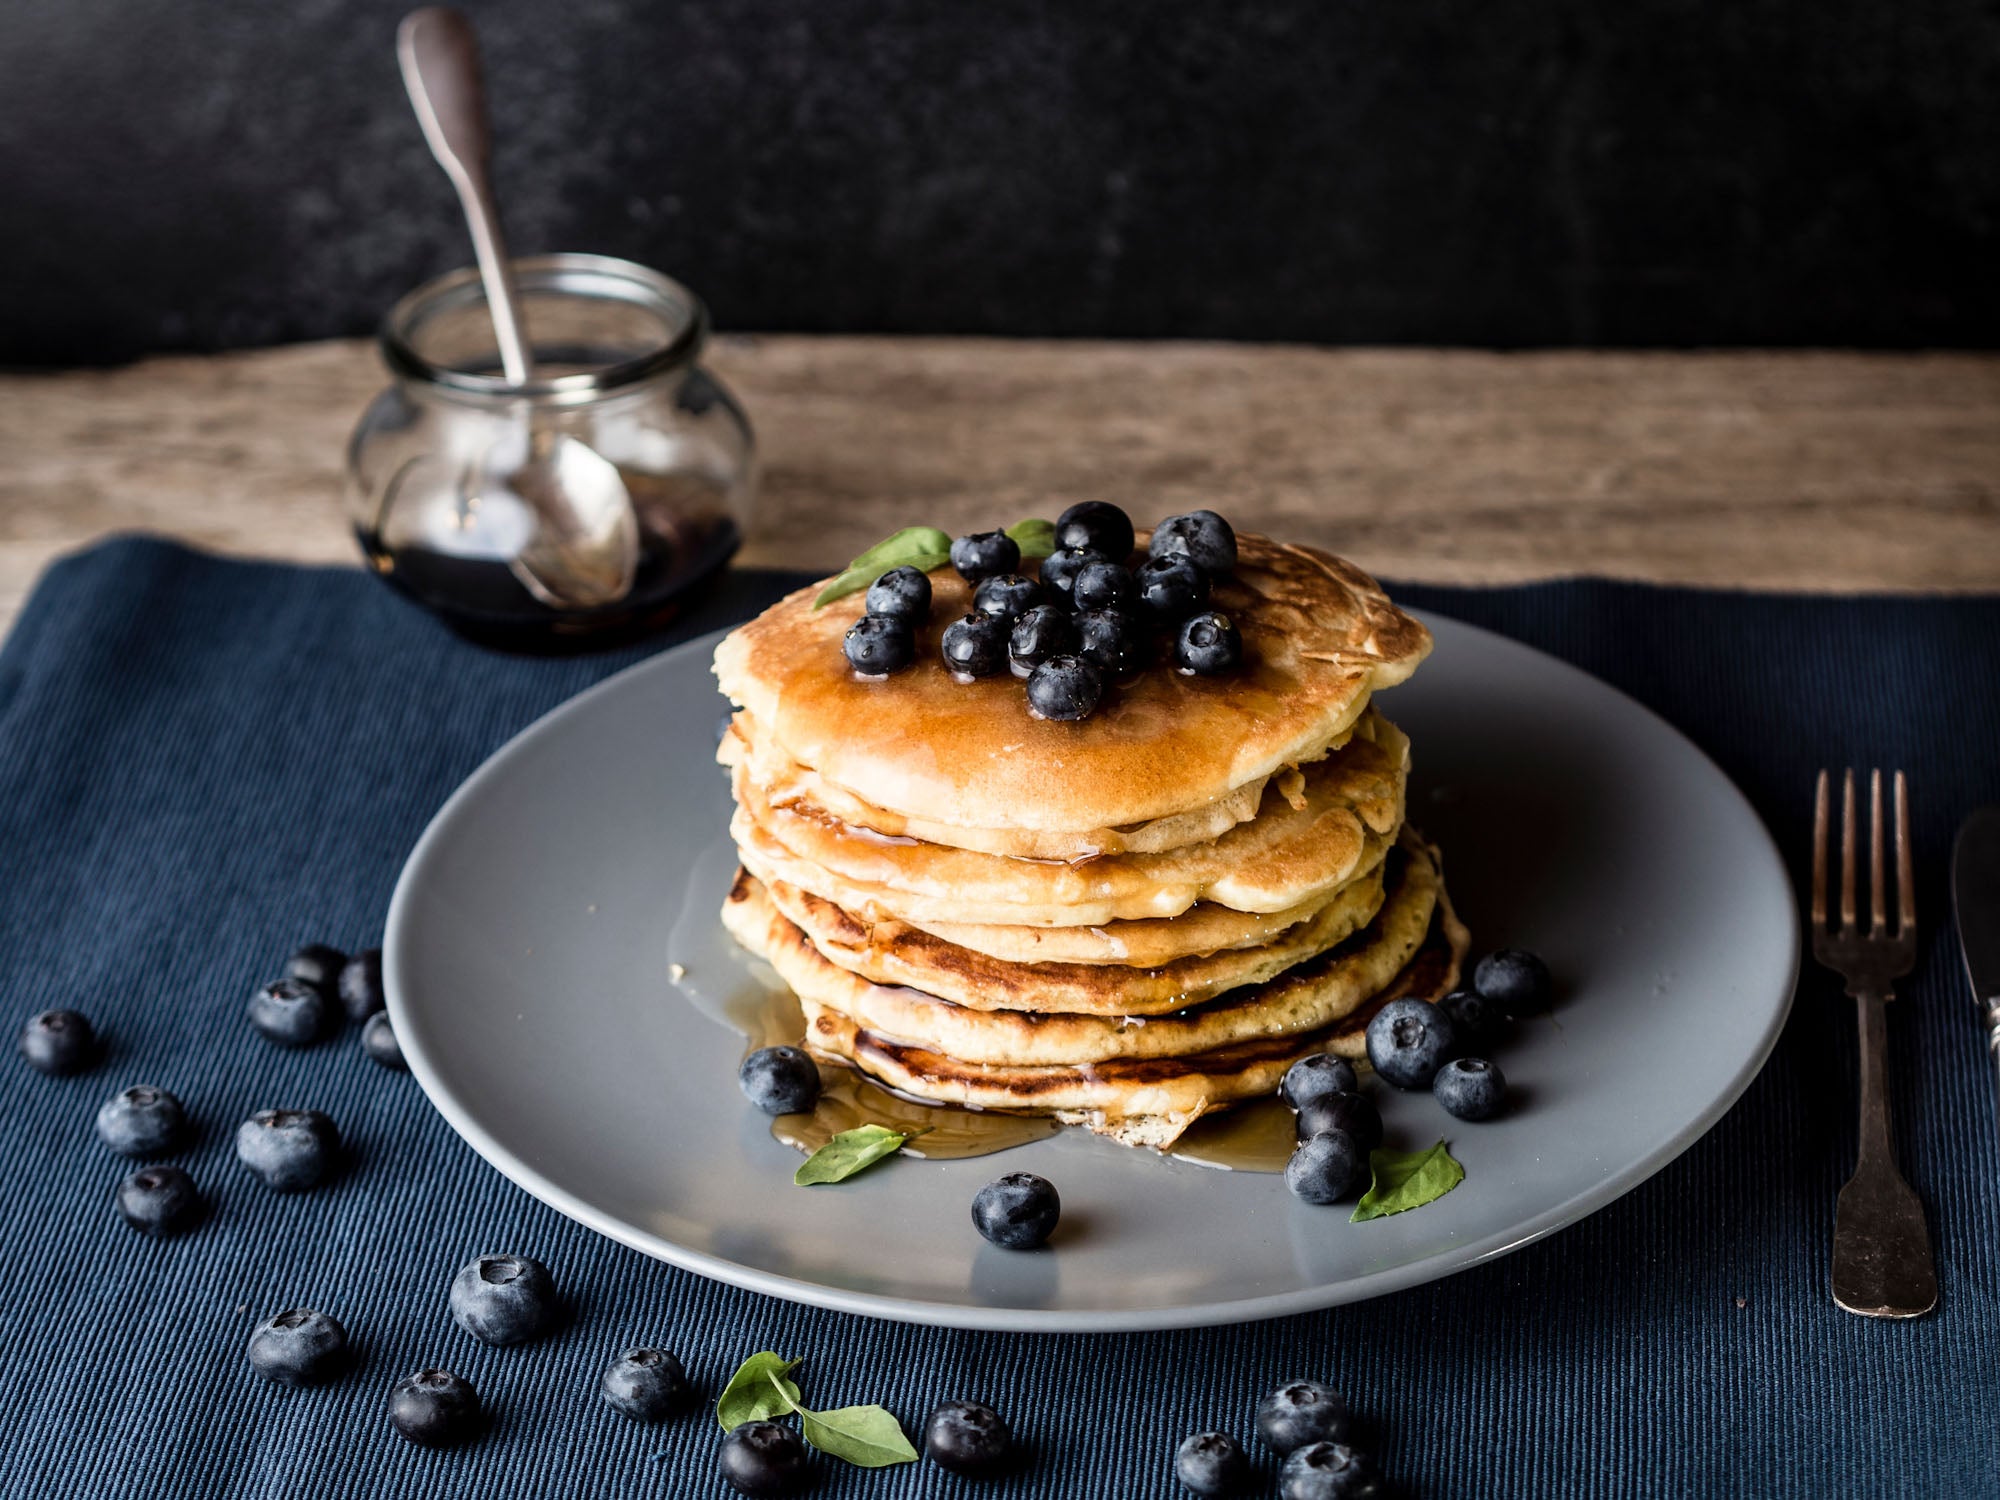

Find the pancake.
[
  {"left": 757, "top": 861, "right": 1389, "bottom": 1015},
  {"left": 724, "top": 840, "right": 1439, "bottom": 1067},
  {"left": 712, "top": 533, "right": 1430, "bottom": 839}
]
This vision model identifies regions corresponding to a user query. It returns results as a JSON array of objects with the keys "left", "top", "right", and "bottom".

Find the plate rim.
[{"left": 385, "top": 608, "right": 1801, "bottom": 1333}]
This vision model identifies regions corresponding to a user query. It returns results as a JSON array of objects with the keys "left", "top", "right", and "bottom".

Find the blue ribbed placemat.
[{"left": 3, "top": 537, "right": 1998, "bottom": 1499}]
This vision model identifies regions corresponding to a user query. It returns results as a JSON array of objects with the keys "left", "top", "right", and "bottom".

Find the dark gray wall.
[{"left": 4, "top": 0, "right": 1997, "bottom": 364}]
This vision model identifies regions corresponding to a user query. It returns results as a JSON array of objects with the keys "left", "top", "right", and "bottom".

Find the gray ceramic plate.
[{"left": 384, "top": 611, "right": 1798, "bottom": 1332}]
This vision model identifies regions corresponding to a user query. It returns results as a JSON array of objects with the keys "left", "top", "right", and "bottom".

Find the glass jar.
[{"left": 348, "top": 253, "right": 755, "bottom": 648}]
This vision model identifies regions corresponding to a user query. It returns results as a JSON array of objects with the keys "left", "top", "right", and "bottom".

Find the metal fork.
[{"left": 1811, "top": 767, "right": 1936, "bottom": 1318}]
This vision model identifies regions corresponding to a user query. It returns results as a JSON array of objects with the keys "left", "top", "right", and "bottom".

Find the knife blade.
[{"left": 1950, "top": 805, "right": 2000, "bottom": 1143}]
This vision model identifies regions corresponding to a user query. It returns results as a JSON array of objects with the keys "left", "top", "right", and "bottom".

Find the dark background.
[{"left": 4, "top": 0, "right": 1997, "bottom": 365}]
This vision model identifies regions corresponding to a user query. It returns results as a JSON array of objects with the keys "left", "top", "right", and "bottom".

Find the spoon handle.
[{"left": 397, "top": 7, "right": 533, "bottom": 386}]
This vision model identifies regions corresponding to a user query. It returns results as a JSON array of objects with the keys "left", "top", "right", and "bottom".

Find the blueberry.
[
  {"left": 1135, "top": 555, "right": 1211, "bottom": 621},
  {"left": 1437, "top": 988, "right": 1502, "bottom": 1049},
  {"left": 843, "top": 614, "right": 915, "bottom": 676},
  {"left": 116, "top": 1164, "right": 202, "bottom": 1236},
  {"left": 719, "top": 1420, "right": 809, "bottom": 1496},
  {"left": 1176, "top": 611, "right": 1242, "bottom": 675},
  {"left": 248, "top": 977, "right": 329, "bottom": 1048},
  {"left": 1286, "top": 1131, "right": 1364, "bottom": 1205},
  {"left": 599, "top": 1346, "right": 692, "bottom": 1421},
  {"left": 1071, "top": 560, "right": 1136, "bottom": 613},
  {"left": 1055, "top": 500, "right": 1135, "bottom": 559},
  {"left": 941, "top": 613, "right": 1011, "bottom": 679},
  {"left": 1364, "top": 997, "right": 1457, "bottom": 1090},
  {"left": 1008, "top": 604, "right": 1079, "bottom": 671},
  {"left": 235, "top": 1108, "right": 338, "bottom": 1192},
  {"left": 926, "top": 1399, "right": 1013, "bottom": 1475},
  {"left": 1027, "top": 654, "right": 1104, "bottom": 722},
  {"left": 19, "top": 1009, "right": 96, "bottom": 1076},
  {"left": 449, "top": 1254, "right": 558, "bottom": 1346},
  {"left": 972, "top": 573, "right": 1043, "bottom": 621},
  {"left": 950, "top": 530, "right": 1021, "bottom": 583},
  {"left": 361, "top": 1010, "right": 406, "bottom": 1071},
  {"left": 284, "top": 944, "right": 347, "bottom": 999},
  {"left": 246, "top": 1307, "right": 347, "bottom": 1386},
  {"left": 1473, "top": 948, "right": 1552, "bottom": 1017},
  {"left": 971, "top": 1172, "right": 1060, "bottom": 1249},
  {"left": 1434, "top": 1056, "right": 1508, "bottom": 1121},
  {"left": 338, "top": 949, "right": 384, "bottom": 1022},
  {"left": 1150, "top": 510, "right": 1239, "bottom": 574},
  {"left": 1279, "top": 1441, "right": 1381, "bottom": 1500},
  {"left": 95, "top": 1085, "right": 186, "bottom": 1158},
  {"left": 1294, "top": 1090, "right": 1382, "bottom": 1153},
  {"left": 1280, "top": 1053, "right": 1358, "bottom": 1112},
  {"left": 1075, "top": 609, "right": 1150, "bottom": 679},
  {"left": 1039, "top": 546, "right": 1109, "bottom": 605},
  {"left": 388, "top": 1368, "right": 479, "bottom": 1446},
  {"left": 1257, "top": 1380, "right": 1355, "bottom": 1454},
  {"left": 865, "top": 565, "right": 932, "bottom": 624},
  {"left": 1175, "top": 1430, "right": 1251, "bottom": 1496},
  {"left": 738, "top": 1045, "right": 821, "bottom": 1115}
]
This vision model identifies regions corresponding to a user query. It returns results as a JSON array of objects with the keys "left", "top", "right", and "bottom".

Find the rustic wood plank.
[{"left": 3, "top": 338, "right": 1996, "bottom": 633}]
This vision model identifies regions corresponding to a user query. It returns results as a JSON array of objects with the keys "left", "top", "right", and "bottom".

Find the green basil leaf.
[
  {"left": 797, "top": 1403, "right": 920, "bottom": 1468},
  {"left": 1005, "top": 517, "right": 1057, "bottom": 561},
  {"left": 1350, "top": 1140, "right": 1465, "bottom": 1223},
  {"left": 715, "top": 1352, "right": 802, "bottom": 1430},
  {"left": 793, "top": 1124, "right": 914, "bottom": 1185},
  {"left": 812, "top": 526, "right": 954, "bottom": 608}
]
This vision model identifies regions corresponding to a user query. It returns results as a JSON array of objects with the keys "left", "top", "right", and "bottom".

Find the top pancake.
[{"left": 712, "top": 534, "right": 1430, "bottom": 836}]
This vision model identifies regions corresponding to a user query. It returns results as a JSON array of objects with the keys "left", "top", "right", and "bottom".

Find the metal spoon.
[{"left": 397, "top": 6, "right": 638, "bottom": 609}]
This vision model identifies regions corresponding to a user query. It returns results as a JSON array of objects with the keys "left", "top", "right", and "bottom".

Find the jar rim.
[{"left": 379, "top": 253, "right": 709, "bottom": 403}]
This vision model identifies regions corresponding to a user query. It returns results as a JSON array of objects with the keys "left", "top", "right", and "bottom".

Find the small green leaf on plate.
[
  {"left": 812, "top": 526, "right": 954, "bottom": 607},
  {"left": 797, "top": 1404, "right": 920, "bottom": 1467},
  {"left": 1005, "top": 517, "right": 1057, "bottom": 561},
  {"left": 1350, "top": 1139, "right": 1465, "bottom": 1223},
  {"left": 715, "top": 1352, "right": 802, "bottom": 1430},
  {"left": 793, "top": 1124, "right": 914, "bottom": 1185}
]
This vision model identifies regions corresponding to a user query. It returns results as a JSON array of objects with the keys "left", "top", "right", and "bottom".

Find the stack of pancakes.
[{"left": 713, "top": 533, "right": 1466, "bottom": 1147}]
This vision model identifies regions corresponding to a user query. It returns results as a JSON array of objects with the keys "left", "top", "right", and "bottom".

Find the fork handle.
[{"left": 1852, "top": 986, "right": 1896, "bottom": 1171}]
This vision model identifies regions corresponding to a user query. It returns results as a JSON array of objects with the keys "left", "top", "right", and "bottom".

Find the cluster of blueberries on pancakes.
[{"left": 842, "top": 501, "right": 1245, "bottom": 722}]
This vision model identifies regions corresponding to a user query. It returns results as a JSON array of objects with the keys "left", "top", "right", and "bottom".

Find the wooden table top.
[{"left": 3, "top": 338, "right": 1997, "bottom": 633}]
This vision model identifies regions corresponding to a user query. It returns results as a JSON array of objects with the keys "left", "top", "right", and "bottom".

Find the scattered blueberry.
[
  {"left": 719, "top": 1419, "right": 810, "bottom": 1496},
  {"left": 1027, "top": 654, "right": 1104, "bottom": 721},
  {"left": 1135, "top": 555, "right": 1211, "bottom": 621},
  {"left": 1055, "top": 499, "right": 1135, "bottom": 559},
  {"left": 951, "top": 530, "right": 1021, "bottom": 583},
  {"left": 599, "top": 1347, "right": 692, "bottom": 1421},
  {"left": 19, "top": 1009, "right": 96, "bottom": 1076},
  {"left": 1364, "top": 997, "right": 1457, "bottom": 1090},
  {"left": 972, "top": 1172, "right": 1061, "bottom": 1249},
  {"left": 1280, "top": 1054, "right": 1358, "bottom": 1112},
  {"left": 1039, "top": 545, "right": 1109, "bottom": 604},
  {"left": 738, "top": 1045, "right": 821, "bottom": 1115},
  {"left": 388, "top": 1368, "right": 479, "bottom": 1446},
  {"left": 235, "top": 1108, "right": 338, "bottom": 1192},
  {"left": 1075, "top": 609, "right": 1150, "bottom": 679},
  {"left": 1150, "top": 510, "right": 1239, "bottom": 574},
  {"left": 1071, "top": 559, "right": 1136, "bottom": 613},
  {"left": 1279, "top": 1441, "right": 1381, "bottom": 1500},
  {"left": 1176, "top": 1430, "right": 1251, "bottom": 1496},
  {"left": 116, "top": 1164, "right": 202, "bottom": 1236},
  {"left": 1286, "top": 1132, "right": 1364, "bottom": 1205},
  {"left": 1008, "top": 604, "right": 1079, "bottom": 672},
  {"left": 1434, "top": 1057, "right": 1508, "bottom": 1121},
  {"left": 1294, "top": 1090, "right": 1382, "bottom": 1153},
  {"left": 926, "top": 1399, "right": 1014, "bottom": 1476},
  {"left": 941, "top": 613, "right": 1011, "bottom": 679},
  {"left": 865, "top": 565, "right": 933, "bottom": 623},
  {"left": 95, "top": 1085, "right": 186, "bottom": 1158},
  {"left": 247, "top": 977, "right": 329, "bottom": 1048},
  {"left": 449, "top": 1254, "right": 558, "bottom": 1346},
  {"left": 246, "top": 1308, "right": 347, "bottom": 1386},
  {"left": 284, "top": 944, "right": 347, "bottom": 999},
  {"left": 843, "top": 614, "right": 915, "bottom": 676},
  {"left": 1176, "top": 611, "right": 1243, "bottom": 675},
  {"left": 1438, "top": 988, "right": 1502, "bottom": 1049},
  {"left": 337, "top": 949, "right": 384, "bottom": 1022},
  {"left": 1257, "top": 1380, "right": 1356, "bottom": 1454},
  {"left": 972, "top": 573, "right": 1042, "bottom": 621},
  {"left": 361, "top": 1011, "right": 406, "bottom": 1071},
  {"left": 1473, "top": 948, "right": 1552, "bottom": 1017}
]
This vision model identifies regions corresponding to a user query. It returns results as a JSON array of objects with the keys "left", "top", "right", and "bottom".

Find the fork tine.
[
  {"left": 1869, "top": 768, "right": 1887, "bottom": 935},
  {"left": 1895, "top": 769, "right": 1915, "bottom": 937},
  {"left": 1812, "top": 769, "right": 1829, "bottom": 931},
  {"left": 1840, "top": 767, "right": 1857, "bottom": 932}
]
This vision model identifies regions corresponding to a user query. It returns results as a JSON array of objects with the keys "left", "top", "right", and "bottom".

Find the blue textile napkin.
[{"left": 2, "top": 537, "right": 1998, "bottom": 1499}]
